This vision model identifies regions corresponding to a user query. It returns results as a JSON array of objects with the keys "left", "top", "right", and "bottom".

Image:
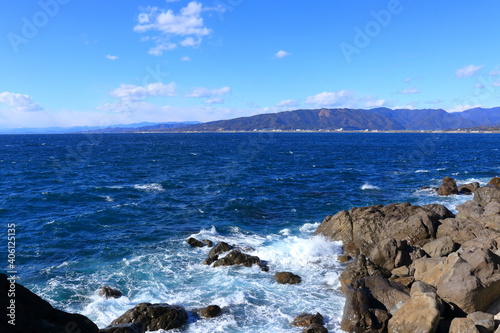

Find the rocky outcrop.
[
  {"left": 110, "top": 303, "right": 188, "bottom": 331},
  {"left": 274, "top": 272, "right": 302, "bottom": 284},
  {"left": 212, "top": 249, "right": 269, "bottom": 271},
  {"left": 99, "top": 323, "right": 143, "bottom": 333},
  {"left": 187, "top": 237, "right": 213, "bottom": 248},
  {"left": 315, "top": 182, "right": 500, "bottom": 333},
  {"left": 99, "top": 286, "right": 123, "bottom": 299},
  {"left": 291, "top": 312, "right": 325, "bottom": 327},
  {"left": 438, "top": 176, "right": 459, "bottom": 196},
  {"left": 196, "top": 305, "right": 222, "bottom": 318},
  {"left": 0, "top": 273, "right": 99, "bottom": 333},
  {"left": 488, "top": 177, "right": 500, "bottom": 187}
]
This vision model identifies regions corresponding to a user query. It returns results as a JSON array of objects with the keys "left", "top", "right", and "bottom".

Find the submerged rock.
[
  {"left": 99, "top": 286, "right": 123, "bottom": 299},
  {"left": 110, "top": 303, "right": 188, "bottom": 331}
]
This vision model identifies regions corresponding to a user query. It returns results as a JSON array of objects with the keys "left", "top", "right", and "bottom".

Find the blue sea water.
[{"left": 1, "top": 132, "right": 499, "bottom": 332}]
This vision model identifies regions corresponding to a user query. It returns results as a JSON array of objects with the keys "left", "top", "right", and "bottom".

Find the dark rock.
[
  {"left": 202, "top": 239, "right": 213, "bottom": 247},
  {"left": 274, "top": 272, "right": 302, "bottom": 285},
  {"left": 208, "top": 241, "right": 234, "bottom": 258},
  {"left": 362, "top": 275, "right": 410, "bottom": 315},
  {"left": 488, "top": 177, "right": 500, "bottom": 187},
  {"left": 337, "top": 254, "right": 352, "bottom": 263},
  {"left": 303, "top": 323, "right": 328, "bottom": 333},
  {"left": 437, "top": 176, "right": 459, "bottom": 196},
  {"left": 198, "top": 305, "right": 222, "bottom": 318},
  {"left": 291, "top": 313, "right": 324, "bottom": 327},
  {"left": 110, "top": 303, "right": 188, "bottom": 331},
  {"left": 459, "top": 182, "right": 481, "bottom": 195},
  {"left": 202, "top": 255, "right": 218, "bottom": 265},
  {"left": 187, "top": 237, "right": 205, "bottom": 247},
  {"left": 423, "top": 203, "right": 456, "bottom": 219},
  {"left": 212, "top": 250, "right": 264, "bottom": 270},
  {"left": 99, "top": 286, "right": 123, "bottom": 299},
  {"left": 369, "top": 238, "right": 412, "bottom": 272},
  {"left": 0, "top": 273, "right": 99, "bottom": 333},
  {"left": 339, "top": 254, "right": 391, "bottom": 291},
  {"left": 314, "top": 203, "right": 440, "bottom": 257},
  {"left": 100, "top": 323, "right": 144, "bottom": 333}
]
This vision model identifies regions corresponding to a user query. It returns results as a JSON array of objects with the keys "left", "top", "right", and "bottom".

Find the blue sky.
[{"left": 1, "top": 0, "right": 500, "bottom": 128}]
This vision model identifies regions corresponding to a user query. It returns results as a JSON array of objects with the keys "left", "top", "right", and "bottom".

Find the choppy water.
[{"left": 1, "top": 133, "right": 499, "bottom": 332}]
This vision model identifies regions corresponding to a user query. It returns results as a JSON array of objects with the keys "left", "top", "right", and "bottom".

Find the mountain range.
[{"left": 143, "top": 107, "right": 500, "bottom": 132}]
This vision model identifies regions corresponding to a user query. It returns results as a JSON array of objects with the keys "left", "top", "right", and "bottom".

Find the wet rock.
[
  {"left": 0, "top": 273, "right": 99, "bottom": 333},
  {"left": 202, "top": 255, "right": 218, "bottom": 265},
  {"left": 437, "top": 176, "right": 459, "bottom": 196},
  {"left": 488, "top": 177, "right": 500, "bottom": 187},
  {"left": 303, "top": 323, "right": 328, "bottom": 333},
  {"left": 275, "top": 272, "right": 302, "bottom": 285},
  {"left": 422, "top": 236, "right": 457, "bottom": 258},
  {"left": 467, "top": 311, "right": 496, "bottom": 333},
  {"left": 291, "top": 312, "right": 324, "bottom": 327},
  {"left": 208, "top": 241, "right": 234, "bottom": 258},
  {"left": 187, "top": 237, "right": 205, "bottom": 247},
  {"left": 388, "top": 292, "right": 441, "bottom": 333},
  {"left": 212, "top": 250, "right": 265, "bottom": 270},
  {"left": 110, "top": 303, "right": 188, "bottom": 331},
  {"left": 459, "top": 182, "right": 481, "bottom": 195},
  {"left": 197, "top": 305, "right": 222, "bottom": 318},
  {"left": 202, "top": 239, "right": 213, "bottom": 247},
  {"left": 449, "top": 318, "right": 480, "bottom": 333},
  {"left": 99, "top": 323, "right": 143, "bottom": 333},
  {"left": 99, "top": 286, "right": 123, "bottom": 299}
]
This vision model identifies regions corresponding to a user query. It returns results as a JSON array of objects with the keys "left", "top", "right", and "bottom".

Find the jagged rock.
[
  {"left": 474, "top": 186, "right": 500, "bottom": 207},
  {"left": 110, "top": 303, "right": 188, "bottom": 331},
  {"left": 202, "top": 255, "right": 218, "bottom": 265},
  {"left": 303, "top": 323, "right": 328, "bottom": 333},
  {"left": 275, "top": 272, "right": 302, "bottom": 284},
  {"left": 457, "top": 200, "right": 485, "bottom": 220},
  {"left": 369, "top": 238, "right": 412, "bottom": 272},
  {"left": 449, "top": 318, "right": 480, "bottom": 333},
  {"left": 187, "top": 237, "right": 205, "bottom": 247},
  {"left": 436, "top": 244, "right": 500, "bottom": 314},
  {"left": 202, "top": 239, "right": 214, "bottom": 247},
  {"left": 413, "top": 257, "right": 446, "bottom": 285},
  {"left": 314, "top": 203, "right": 441, "bottom": 257},
  {"left": 422, "top": 236, "right": 456, "bottom": 258},
  {"left": 488, "top": 177, "right": 500, "bottom": 187},
  {"left": 391, "top": 265, "right": 409, "bottom": 277},
  {"left": 0, "top": 273, "right": 99, "bottom": 333},
  {"left": 291, "top": 313, "right": 324, "bottom": 327},
  {"left": 208, "top": 241, "right": 234, "bottom": 258},
  {"left": 212, "top": 250, "right": 266, "bottom": 270},
  {"left": 99, "top": 286, "right": 123, "bottom": 299},
  {"left": 467, "top": 311, "right": 496, "bottom": 333},
  {"left": 459, "top": 182, "right": 481, "bottom": 195},
  {"left": 422, "top": 203, "right": 455, "bottom": 219},
  {"left": 388, "top": 292, "right": 441, "bottom": 333},
  {"left": 437, "top": 176, "right": 459, "bottom": 196},
  {"left": 99, "top": 323, "right": 144, "bottom": 333},
  {"left": 197, "top": 305, "right": 222, "bottom": 318},
  {"left": 339, "top": 254, "right": 390, "bottom": 290},
  {"left": 437, "top": 218, "right": 493, "bottom": 245},
  {"left": 362, "top": 275, "right": 410, "bottom": 315},
  {"left": 337, "top": 254, "right": 351, "bottom": 263},
  {"left": 410, "top": 281, "right": 437, "bottom": 296}
]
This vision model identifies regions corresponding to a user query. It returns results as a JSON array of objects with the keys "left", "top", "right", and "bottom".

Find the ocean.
[{"left": 1, "top": 132, "right": 499, "bottom": 332}]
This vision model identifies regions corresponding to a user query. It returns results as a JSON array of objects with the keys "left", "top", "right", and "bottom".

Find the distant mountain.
[
  {"left": 459, "top": 107, "right": 500, "bottom": 127},
  {"left": 159, "top": 107, "right": 488, "bottom": 132}
]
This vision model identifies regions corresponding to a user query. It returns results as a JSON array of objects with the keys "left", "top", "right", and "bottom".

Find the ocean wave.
[
  {"left": 133, "top": 183, "right": 164, "bottom": 192},
  {"left": 361, "top": 183, "right": 380, "bottom": 190}
]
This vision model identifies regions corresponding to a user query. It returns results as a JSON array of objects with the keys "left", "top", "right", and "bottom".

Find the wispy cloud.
[
  {"left": 399, "top": 87, "right": 420, "bottom": 94},
  {"left": 110, "top": 82, "right": 177, "bottom": 102},
  {"left": 181, "top": 56, "right": 191, "bottom": 61},
  {"left": 305, "top": 90, "right": 354, "bottom": 107},
  {"left": 456, "top": 64, "right": 483, "bottom": 78},
  {"left": 275, "top": 99, "right": 299, "bottom": 107},
  {"left": 186, "top": 86, "right": 231, "bottom": 98},
  {"left": 204, "top": 97, "right": 225, "bottom": 105},
  {"left": 105, "top": 55, "right": 119, "bottom": 61},
  {"left": 0, "top": 92, "right": 44, "bottom": 112},
  {"left": 134, "top": 1, "right": 220, "bottom": 55},
  {"left": 274, "top": 50, "right": 291, "bottom": 59}
]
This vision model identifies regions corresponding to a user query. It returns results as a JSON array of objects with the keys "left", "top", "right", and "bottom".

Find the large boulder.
[
  {"left": 488, "top": 177, "right": 500, "bottom": 187},
  {"left": 422, "top": 236, "right": 456, "bottom": 258},
  {"left": 437, "top": 176, "right": 459, "bottom": 196},
  {"left": 362, "top": 275, "right": 410, "bottom": 315},
  {"left": 314, "top": 203, "right": 445, "bottom": 257},
  {"left": 274, "top": 272, "right": 302, "bottom": 285},
  {"left": 474, "top": 186, "right": 500, "bottom": 207},
  {"left": 110, "top": 303, "right": 188, "bottom": 331},
  {"left": 387, "top": 292, "right": 442, "bottom": 333},
  {"left": 369, "top": 238, "right": 412, "bottom": 271},
  {"left": 467, "top": 311, "right": 496, "bottom": 333},
  {"left": 208, "top": 241, "right": 234, "bottom": 258},
  {"left": 436, "top": 218, "right": 495, "bottom": 245},
  {"left": 449, "top": 318, "right": 481, "bottom": 333},
  {"left": 459, "top": 182, "right": 481, "bottom": 195},
  {"left": 339, "top": 255, "right": 390, "bottom": 290},
  {"left": 291, "top": 313, "right": 324, "bottom": 327},
  {"left": 99, "top": 323, "right": 144, "bottom": 333},
  {"left": 0, "top": 273, "right": 99, "bottom": 333}
]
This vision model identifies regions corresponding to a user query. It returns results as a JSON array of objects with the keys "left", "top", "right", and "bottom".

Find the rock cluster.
[{"left": 315, "top": 178, "right": 500, "bottom": 333}]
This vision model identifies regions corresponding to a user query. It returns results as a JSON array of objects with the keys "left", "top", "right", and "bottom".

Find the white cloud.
[
  {"left": 105, "top": 55, "right": 119, "bottom": 61},
  {"left": 399, "top": 87, "right": 419, "bottom": 94},
  {"left": 448, "top": 104, "right": 481, "bottom": 112},
  {"left": 181, "top": 56, "right": 191, "bottom": 61},
  {"left": 134, "top": 2, "right": 219, "bottom": 55},
  {"left": 363, "top": 99, "right": 386, "bottom": 108},
  {"left": 456, "top": 64, "right": 483, "bottom": 78},
  {"left": 275, "top": 99, "right": 299, "bottom": 107},
  {"left": 204, "top": 97, "right": 225, "bottom": 105},
  {"left": 110, "top": 82, "right": 177, "bottom": 101},
  {"left": 186, "top": 86, "right": 231, "bottom": 98},
  {"left": 0, "top": 92, "right": 44, "bottom": 112},
  {"left": 305, "top": 90, "right": 354, "bottom": 107},
  {"left": 274, "top": 50, "right": 291, "bottom": 59}
]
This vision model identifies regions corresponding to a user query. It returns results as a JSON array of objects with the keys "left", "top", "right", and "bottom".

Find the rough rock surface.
[
  {"left": 99, "top": 286, "right": 123, "bottom": 299},
  {"left": 488, "top": 177, "right": 500, "bottom": 187},
  {"left": 339, "top": 254, "right": 390, "bottom": 290},
  {"left": 437, "top": 176, "right": 459, "bottom": 196},
  {"left": 212, "top": 250, "right": 267, "bottom": 271},
  {"left": 208, "top": 241, "right": 234, "bottom": 258},
  {"left": 99, "top": 323, "right": 144, "bottom": 333},
  {"left": 291, "top": 313, "right": 324, "bottom": 327},
  {"left": 387, "top": 292, "right": 441, "bottom": 333},
  {"left": 0, "top": 273, "right": 99, "bottom": 333},
  {"left": 197, "top": 305, "right": 222, "bottom": 318},
  {"left": 449, "top": 318, "right": 481, "bottom": 333},
  {"left": 422, "top": 236, "right": 456, "bottom": 258},
  {"left": 110, "top": 303, "right": 188, "bottom": 331},
  {"left": 274, "top": 272, "right": 302, "bottom": 284}
]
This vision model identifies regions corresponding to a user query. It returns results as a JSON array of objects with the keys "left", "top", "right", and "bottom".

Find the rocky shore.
[
  {"left": 3, "top": 176, "right": 500, "bottom": 333},
  {"left": 314, "top": 176, "right": 500, "bottom": 333}
]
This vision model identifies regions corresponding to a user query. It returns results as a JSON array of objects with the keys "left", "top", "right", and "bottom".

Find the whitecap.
[
  {"left": 415, "top": 169, "right": 429, "bottom": 173},
  {"left": 361, "top": 183, "right": 380, "bottom": 190},
  {"left": 133, "top": 183, "right": 164, "bottom": 192}
]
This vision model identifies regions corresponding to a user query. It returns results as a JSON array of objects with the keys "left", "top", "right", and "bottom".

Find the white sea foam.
[
  {"left": 361, "top": 183, "right": 380, "bottom": 190},
  {"left": 415, "top": 169, "right": 429, "bottom": 173},
  {"left": 133, "top": 183, "right": 164, "bottom": 192}
]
